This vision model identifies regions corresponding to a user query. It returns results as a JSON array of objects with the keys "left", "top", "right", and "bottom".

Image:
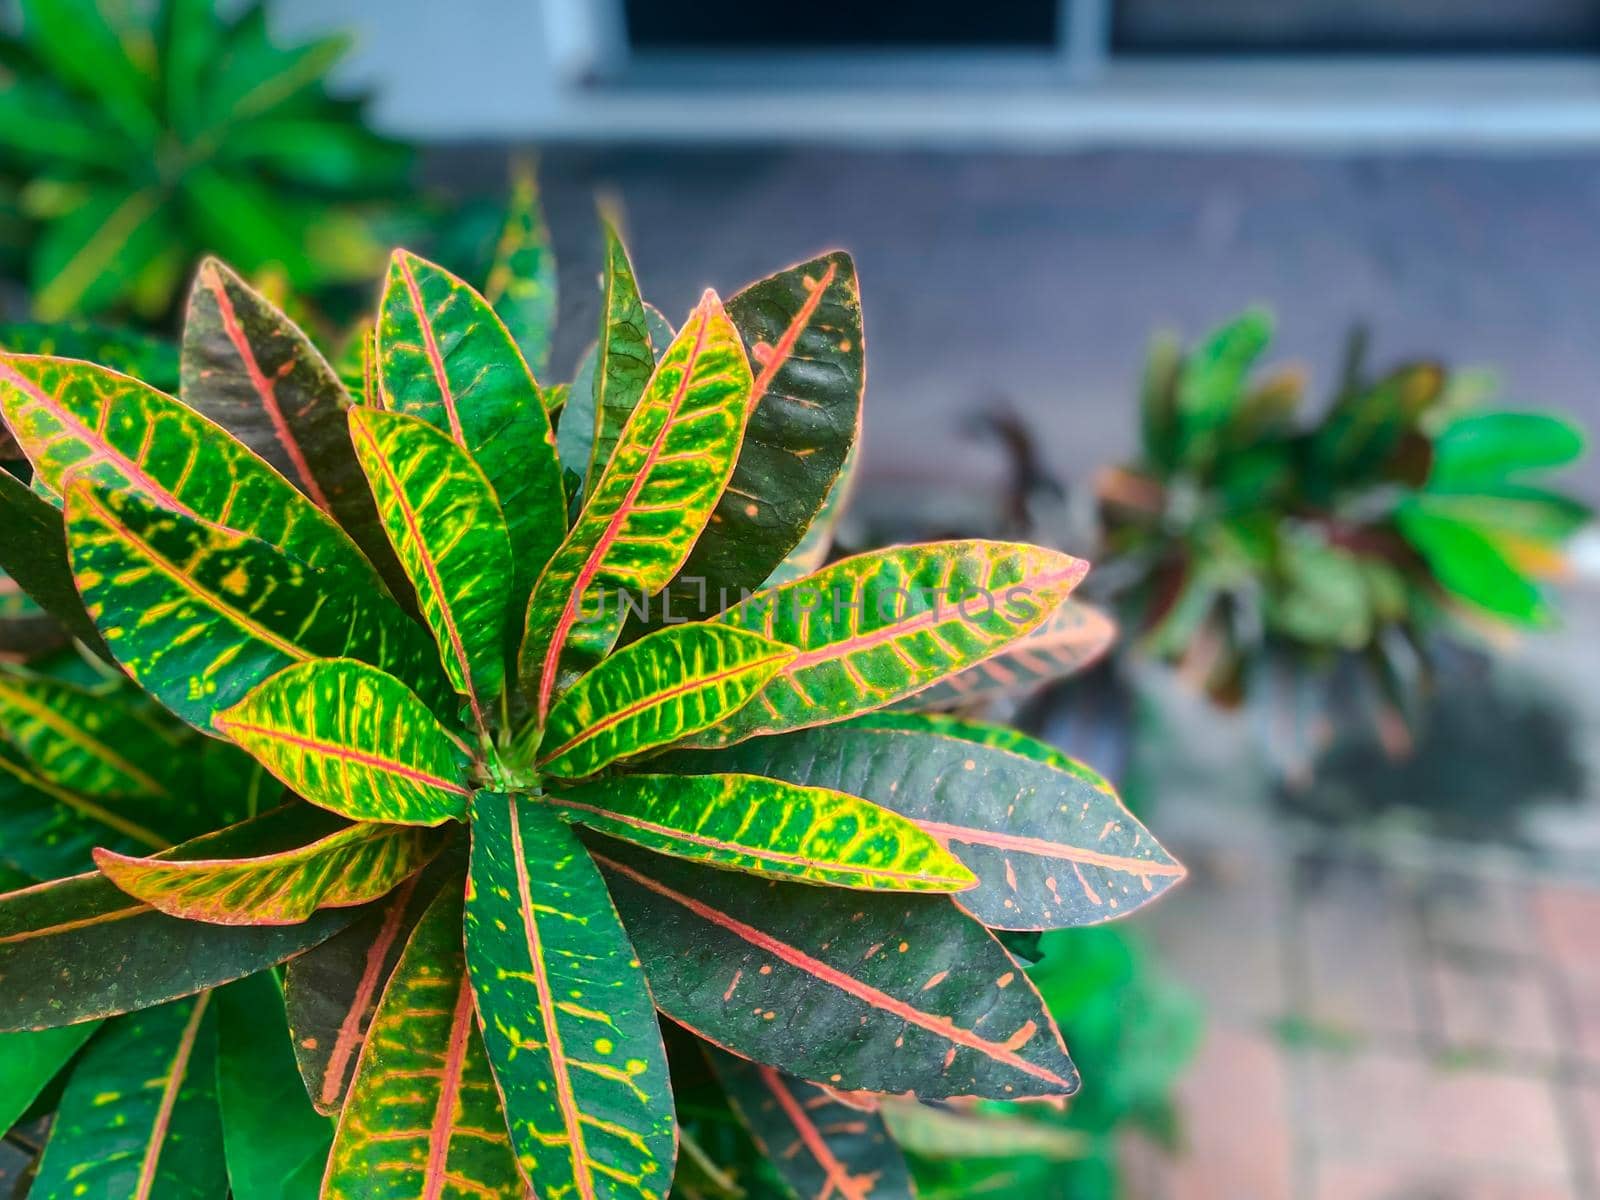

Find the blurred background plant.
[
  {"left": 0, "top": 0, "right": 412, "bottom": 325},
  {"left": 1092, "top": 312, "right": 1590, "bottom": 780}
]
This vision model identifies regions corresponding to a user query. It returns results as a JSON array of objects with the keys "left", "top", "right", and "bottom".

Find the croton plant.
[
  {"left": 1098, "top": 310, "right": 1590, "bottom": 771},
  {"left": 0, "top": 184, "right": 1183, "bottom": 1200}
]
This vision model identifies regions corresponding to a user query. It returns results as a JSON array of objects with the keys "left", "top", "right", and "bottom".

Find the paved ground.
[{"left": 1099, "top": 579, "right": 1600, "bottom": 1199}]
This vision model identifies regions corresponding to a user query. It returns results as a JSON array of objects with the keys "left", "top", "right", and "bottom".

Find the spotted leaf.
[
  {"left": 66, "top": 483, "right": 443, "bottom": 730},
  {"left": 591, "top": 839, "right": 1079, "bottom": 1101},
  {"left": 466, "top": 794, "right": 675, "bottom": 1199},
  {"left": 706, "top": 1047, "right": 915, "bottom": 1200},
  {"left": 585, "top": 215, "right": 655, "bottom": 490},
  {"left": 680, "top": 541, "right": 1089, "bottom": 748},
  {"left": 284, "top": 868, "right": 444, "bottom": 1115},
  {"left": 519, "top": 291, "right": 755, "bottom": 721},
  {"left": 94, "top": 803, "right": 439, "bottom": 925},
  {"left": 0, "top": 816, "right": 364, "bottom": 1031},
  {"left": 377, "top": 249, "right": 566, "bottom": 599},
  {"left": 324, "top": 883, "right": 523, "bottom": 1200},
  {"left": 667, "top": 251, "right": 865, "bottom": 611},
  {"left": 895, "top": 599, "right": 1115, "bottom": 711},
  {"left": 668, "top": 724, "right": 1182, "bottom": 930},
  {"left": 30, "top": 995, "right": 227, "bottom": 1200},
  {"left": 181, "top": 259, "right": 408, "bottom": 602},
  {"left": 534, "top": 623, "right": 792, "bottom": 779},
  {"left": 216, "top": 659, "right": 472, "bottom": 827},
  {"left": 350, "top": 406, "right": 515, "bottom": 737},
  {"left": 0, "top": 353, "right": 377, "bottom": 583},
  {"left": 552, "top": 773, "right": 974, "bottom": 892}
]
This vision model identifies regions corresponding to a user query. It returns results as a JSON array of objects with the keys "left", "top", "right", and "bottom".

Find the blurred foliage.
[
  {"left": 1098, "top": 311, "right": 1591, "bottom": 776},
  {"left": 898, "top": 925, "right": 1201, "bottom": 1200},
  {"left": 0, "top": 0, "right": 412, "bottom": 323}
]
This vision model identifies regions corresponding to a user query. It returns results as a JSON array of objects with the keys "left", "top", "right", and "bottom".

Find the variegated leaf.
[
  {"left": 895, "top": 599, "right": 1115, "bottom": 710},
  {"left": 668, "top": 724, "right": 1182, "bottom": 930},
  {"left": 0, "top": 353, "right": 378, "bottom": 583},
  {"left": 0, "top": 737, "right": 172, "bottom": 877},
  {"left": 66, "top": 483, "right": 444, "bottom": 731},
  {"left": 841, "top": 711, "right": 1116, "bottom": 790},
  {"left": 552, "top": 773, "right": 974, "bottom": 892},
  {"left": 669, "top": 251, "right": 865, "bottom": 608},
  {"left": 284, "top": 868, "right": 443, "bottom": 1115},
  {"left": 482, "top": 159, "right": 557, "bottom": 377},
  {"left": 519, "top": 291, "right": 755, "bottom": 721},
  {"left": 763, "top": 438, "right": 859, "bottom": 589},
  {"left": 0, "top": 664, "right": 188, "bottom": 804},
  {"left": 466, "top": 794, "right": 676, "bottom": 1199},
  {"left": 535, "top": 623, "right": 793, "bottom": 779},
  {"left": 324, "top": 883, "right": 522, "bottom": 1200},
  {"left": 30, "top": 995, "right": 227, "bottom": 1200},
  {"left": 586, "top": 215, "right": 655, "bottom": 490},
  {"left": 377, "top": 249, "right": 567, "bottom": 598},
  {"left": 591, "top": 839, "right": 1079, "bottom": 1101},
  {"left": 681, "top": 541, "right": 1090, "bottom": 748},
  {"left": 181, "top": 258, "right": 406, "bottom": 601},
  {"left": 0, "top": 465, "right": 107, "bottom": 654},
  {"left": 94, "top": 803, "right": 439, "bottom": 925},
  {"left": 0, "top": 814, "right": 365, "bottom": 1030},
  {"left": 216, "top": 659, "right": 472, "bottom": 827},
  {"left": 706, "top": 1047, "right": 915, "bottom": 1200},
  {"left": 350, "top": 406, "right": 514, "bottom": 736}
]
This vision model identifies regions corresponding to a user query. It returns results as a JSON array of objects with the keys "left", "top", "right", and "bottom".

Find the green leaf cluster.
[
  {"left": 0, "top": 179, "right": 1184, "bottom": 1200},
  {"left": 0, "top": 0, "right": 411, "bottom": 322},
  {"left": 1105, "top": 311, "right": 1591, "bottom": 751}
]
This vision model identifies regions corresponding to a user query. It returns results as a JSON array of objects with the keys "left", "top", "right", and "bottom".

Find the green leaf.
[
  {"left": 0, "top": 322, "right": 179, "bottom": 389},
  {"left": 283, "top": 868, "right": 442, "bottom": 1115},
  {"left": 535, "top": 624, "right": 793, "bottom": 778},
  {"left": 0, "top": 353, "right": 378, "bottom": 583},
  {"left": 0, "top": 821, "right": 364, "bottom": 1030},
  {"left": 465, "top": 794, "right": 676, "bottom": 1198},
  {"left": 29, "top": 995, "right": 227, "bottom": 1200},
  {"left": 350, "top": 407, "right": 515, "bottom": 737},
  {"left": 66, "top": 484, "right": 444, "bottom": 730},
  {"left": 0, "top": 466, "right": 108, "bottom": 653},
  {"left": 376, "top": 250, "right": 567, "bottom": 599},
  {"left": 1312, "top": 363, "right": 1443, "bottom": 481},
  {"left": 1269, "top": 531, "right": 1373, "bottom": 650},
  {"left": 1138, "top": 332, "right": 1183, "bottom": 471},
  {"left": 180, "top": 258, "right": 404, "bottom": 597},
  {"left": 894, "top": 599, "right": 1116, "bottom": 710},
  {"left": 217, "top": 659, "right": 473, "bottom": 827},
  {"left": 669, "top": 251, "right": 865, "bottom": 608},
  {"left": 667, "top": 724, "right": 1183, "bottom": 930},
  {"left": 482, "top": 160, "right": 557, "bottom": 377},
  {"left": 0, "top": 738, "right": 172, "bottom": 878},
  {"left": 18, "top": 0, "right": 160, "bottom": 145},
  {"left": 0, "top": 665, "right": 190, "bottom": 808},
  {"left": 1429, "top": 410, "right": 1587, "bottom": 488},
  {"left": 591, "top": 839, "right": 1079, "bottom": 1101},
  {"left": 681, "top": 541, "right": 1090, "bottom": 748},
  {"left": 30, "top": 186, "right": 172, "bottom": 322},
  {"left": 706, "top": 1048, "right": 915, "bottom": 1200},
  {"left": 519, "top": 291, "right": 756, "bottom": 721},
  {"left": 94, "top": 804, "right": 438, "bottom": 925},
  {"left": 324, "top": 883, "right": 523, "bottom": 1200},
  {"left": 557, "top": 306, "right": 675, "bottom": 509},
  {"left": 551, "top": 772, "right": 974, "bottom": 892},
  {"left": 763, "top": 437, "right": 858, "bottom": 588},
  {"left": 0, "top": 1021, "right": 100, "bottom": 1133},
  {"left": 586, "top": 217, "right": 656, "bottom": 490},
  {"left": 1397, "top": 498, "right": 1552, "bottom": 625},
  {"left": 215, "top": 973, "right": 334, "bottom": 1200},
  {"left": 840, "top": 712, "right": 1116, "bottom": 791},
  {"left": 1173, "top": 311, "right": 1271, "bottom": 465}
]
